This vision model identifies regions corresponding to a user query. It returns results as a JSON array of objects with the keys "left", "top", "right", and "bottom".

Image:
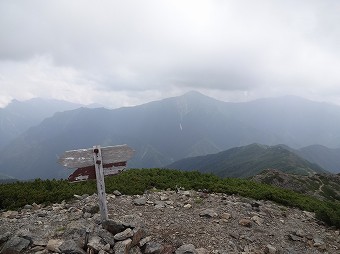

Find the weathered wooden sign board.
[
  {"left": 59, "top": 145, "right": 133, "bottom": 169},
  {"left": 58, "top": 144, "right": 134, "bottom": 222}
]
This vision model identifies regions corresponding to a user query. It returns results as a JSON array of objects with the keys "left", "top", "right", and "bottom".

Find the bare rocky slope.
[{"left": 1, "top": 189, "right": 340, "bottom": 254}]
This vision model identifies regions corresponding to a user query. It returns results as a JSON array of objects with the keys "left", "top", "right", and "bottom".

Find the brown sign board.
[
  {"left": 58, "top": 144, "right": 134, "bottom": 169},
  {"left": 68, "top": 161, "right": 127, "bottom": 182}
]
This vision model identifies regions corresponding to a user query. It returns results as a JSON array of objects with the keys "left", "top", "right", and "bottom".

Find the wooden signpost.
[{"left": 58, "top": 144, "right": 134, "bottom": 222}]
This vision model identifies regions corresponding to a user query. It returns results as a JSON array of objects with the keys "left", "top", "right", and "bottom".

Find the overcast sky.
[{"left": 0, "top": 0, "right": 340, "bottom": 108}]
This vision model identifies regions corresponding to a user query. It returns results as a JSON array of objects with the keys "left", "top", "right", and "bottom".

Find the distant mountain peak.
[
  {"left": 181, "top": 90, "right": 206, "bottom": 97},
  {"left": 178, "top": 91, "right": 219, "bottom": 101}
]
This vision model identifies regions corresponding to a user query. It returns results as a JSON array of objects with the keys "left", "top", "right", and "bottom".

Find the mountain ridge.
[
  {"left": 167, "top": 143, "right": 328, "bottom": 178},
  {"left": 0, "top": 98, "right": 84, "bottom": 149},
  {"left": 1, "top": 92, "right": 340, "bottom": 179}
]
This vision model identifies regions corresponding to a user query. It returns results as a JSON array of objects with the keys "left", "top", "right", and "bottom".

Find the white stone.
[{"left": 47, "top": 239, "right": 63, "bottom": 253}]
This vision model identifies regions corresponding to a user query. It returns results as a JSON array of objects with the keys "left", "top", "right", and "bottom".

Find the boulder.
[
  {"left": 175, "top": 244, "right": 197, "bottom": 254},
  {"left": 98, "top": 228, "right": 115, "bottom": 247},
  {"left": 59, "top": 239, "right": 86, "bottom": 254},
  {"left": 46, "top": 239, "right": 64, "bottom": 252},
  {"left": 23, "top": 204, "right": 33, "bottom": 210},
  {"left": 0, "top": 232, "right": 11, "bottom": 245},
  {"left": 87, "top": 236, "right": 106, "bottom": 252},
  {"left": 0, "top": 236, "right": 30, "bottom": 254},
  {"left": 139, "top": 236, "right": 152, "bottom": 247},
  {"left": 239, "top": 219, "right": 252, "bottom": 227},
  {"left": 130, "top": 246, "right": 143, "bottom": 254},
  {"left": 199, "top": 209, "right": 218, "bottom": 218},
  {"left": 114, "top": 190, "right": 122, "bottom": 196},
  {"left": 2, "top": 211, "right": 18, "bottom": 219},
  {"left": 102, "top": 220, "right": 125, "bottom": 235},
  {"left": 114, "top": 228, "right": 134, "bottom": 241},
  {"left": 121, "top": 214, "right": 144, "bottom": 228},
  {"left": 144, "top": 241, "right": 164, "bottom": 254},
  {"left": 131, "top": 227, "right": 146, "bottom": 246},
  {"left": 264, "top": 244, "right": 277, "bottom": 254},
  {"left": 134, "top": 198, "right": 146, "bottom": 206},
  {"left": 114, "top": 238, "right": 132, "bottom": 254}
]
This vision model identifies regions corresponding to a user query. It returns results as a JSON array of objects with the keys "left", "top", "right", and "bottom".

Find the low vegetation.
[
  {"left": 252, "top": 169, "right": 340, "bottom": 202},
  {"left": 1, "top": 168, "right": 340, "bottom": 228}
]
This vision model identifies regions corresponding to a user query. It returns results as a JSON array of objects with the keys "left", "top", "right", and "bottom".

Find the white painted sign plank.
[{"left": 58, "top": 144, "right": 134, "bottom": 168}]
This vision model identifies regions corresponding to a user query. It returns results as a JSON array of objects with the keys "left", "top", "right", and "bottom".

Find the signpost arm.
[{"left": 93, "top": 145, "right": 108, "bottom": 222}]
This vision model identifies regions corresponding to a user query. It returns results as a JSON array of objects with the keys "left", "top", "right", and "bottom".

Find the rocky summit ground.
[{"left": 1, "top": 189, "right": 340, "bottom": 254}]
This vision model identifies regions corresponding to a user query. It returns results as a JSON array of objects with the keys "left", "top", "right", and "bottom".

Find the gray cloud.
[{"left": 0, "top": 0, "right": 340, "bottom": 107}]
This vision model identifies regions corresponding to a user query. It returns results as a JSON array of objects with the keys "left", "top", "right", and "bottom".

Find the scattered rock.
[
  {"left": 239, "top": 218, "right": 252, "bottom": 227},
  {"left": 74, "top": 194, "right": 83, "bottom": 200},
  {"left": 2, "top": 210, "right": 18, "bottom": 219},
  {"left": 175, "top": 244, "right": 197, "bottom": 254},
  {"left": 59, "top": 239, "right": 86, "bottom": 254},
  {"left": 87, "top": 236, "right": 106, "bottom": 252},
  {"left": 229, "top": 232, "right": 239, "bottom": 239},
  {"left": 0, "top": 236, "right": 30, "bottom": 254},
  {"left": 220, "top": 213, "right": 231, "bottom": 220},
  {"left": 121, "top": 214, "right": 144, "bottom": 228},
  {"left": 98, "top": 228, "right": 115, "bottom": 247},
  {"left": 162, "top": 244, "right": 176, "bottom": 254},
  {"left": 114, "top": 228, "right": 134, "bottom": 241},
  {"left": 144, "top": 241, "right": 164, "bottom": 254},
  {"left": 0, "top": 232, "right": 11, "bottom": 245},
  {"left": 114, "top": 238, "right": 132, "bottom": 254},
  {"left": 24, "top": 204, "right": 33, "bottom": 210},
  {"left": 32, "top": 202, "right": 40, "bottom": 210},
  {"left": 102, "top": 219, "right": 125, "bottom": 235},
  {"left": 313, "top": 237, "right": 325, "bottom": 247},
  {"left": 114, "top": 190, "right": 122, "bottom": 196},
  {"left": 179, "top": 191, "right": 191, "bottom": 197},
  {"left": 37, "top": 211, "right": 48, "bottom": 218},
  {"left": 83, "top": 205, "right": 100, "bottom": 215},
  {"left": 139, "top": 236, "right": 152, "bottom": 247},
  {"left": 199, "top": 209, "right": 218, "bottom": 218},
  {"left": 0, "top": 190, "right": 339, "bottom": 254},
  {"left": 295, "top": 229, "right": 306, "bottom": 237},
  {"left": 46, "top": 239, "right": 64, "bottom": 252},
  {"left": 98, "top": 250, "right": 110, "bottom": 254},
  {"left": 134, "top": 198, "right": 146, "bottom": 206},
  {"left": 264, "top": 244, "right": 277, "bottom": 254},
  {"left": 183, "top": 204, "right": 192, "bottom": 209},
  {"left": 154, "top": 201, "right": 165, "bottom": 209},
  {"left": 251, "top": 215, "right": 264, "bottom": 225},
  {"left": 160, "top": 195, "right": 169, "bottom": 201},
  {"left": 130, "top": 246, "right": 143, "bottom": 254},
  {"left": 289, "top": 234, "right": 302, "bottom": 241},
  {"left": 195, "top": 247, "right": 209, "bottom": 254},
  {"left": 131, "top": 227, "right": 146, "bottom": 246}
]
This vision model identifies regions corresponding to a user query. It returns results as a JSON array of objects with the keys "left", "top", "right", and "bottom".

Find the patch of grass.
[
  {"left": 194, "top": 197, "right": 203, "bottom": 204},
  {"left": 56, "top": 226, "right": 66, "bottom": 232}
]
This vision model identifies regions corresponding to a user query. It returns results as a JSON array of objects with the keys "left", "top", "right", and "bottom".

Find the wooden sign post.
[
  {"left": 93, "top": 145, "right": 108, "bottom": 221},
  {"left": 58, "top": 144, "right": 134, "bottom": 222}
]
